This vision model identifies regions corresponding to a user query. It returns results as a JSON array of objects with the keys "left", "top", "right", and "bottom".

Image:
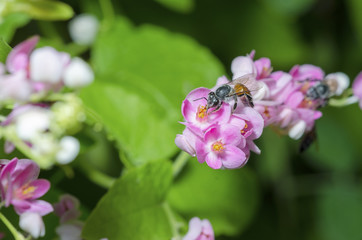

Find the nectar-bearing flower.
[{"left": 0, "top": 158, "right": 53, "bottom": 216}]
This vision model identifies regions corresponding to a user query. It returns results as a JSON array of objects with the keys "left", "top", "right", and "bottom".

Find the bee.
[
  {"left": 194, "top": 74, "right": 258, "bottom": 114},
  {"left": 305, "top": 81, "right": 330, "bottom": 108}
]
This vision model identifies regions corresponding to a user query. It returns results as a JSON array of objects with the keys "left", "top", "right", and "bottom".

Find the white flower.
[
  {"left": 56, "top": 223, "right": 83, "bottom": 240},
  {"left": 63, "top": 58, "right": 94, "bottom": 88},
  {"left": 288, "top": 120, "right": 306, "bottom": 140},
  {"left": 19, "top": 212, "right": 45, "bottom": 239},
  {"left": 30, "top": 47, "right": 70, "bottom": 84},
  {"left": 56, "top": 136, "right": 80, "bottom": 164},
  {"left": 15, "top": 107, "right": 52, "bottom": 141},
  {"left": 69, "top": 14, "right": 99, "bottom": 45}
]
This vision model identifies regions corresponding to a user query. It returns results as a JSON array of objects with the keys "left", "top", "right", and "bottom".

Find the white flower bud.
[
  {"left": 16, "top": 107, "right": 51, "bottom": 141},
  {"left": 69, "top": 14, "right": 99, "bottom": 45},
  {"left": 325, "top": 72, "right": 350, "bottom": 96},
  {"left": 19, "top": 212, "right": 45, "bottom": 239},
  {"left": 63, "top": 58, "right": 94, "bottom": 88},
  {"left": 56, "top": 223, "right": 83, "bottom": 240},
  {"left": 30, "top": 47, "right": 70, "bottom": 84},
  {"left": 56, "top": 136, "right": 80, "bottom": 164},
  {"left": 231, "top": 56, "right": 257, "bottom": 79},
  {"left": 252, "top": 81, "right": 269, "bottom": 100},
  {"left": 288, "top": 120, "right": 306, "bottom": 140}
]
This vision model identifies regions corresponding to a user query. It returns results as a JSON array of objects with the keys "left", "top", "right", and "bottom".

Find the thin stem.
[
  {"left": 162, "top": 202, "right": 182, "bottom": 240},
  {"left": 0, "top": 212, "right": 25, "bottom": 240},
  {"left": 329, "top": 96, "right": 358, "bottom": 107},
  {"left": 172, "top": 151, "right": 190, "bottom": 178},
  {"left": 99, "top": 0, "right": 115, "bottom": 30},
  {"left": 79, "top": 159, "right": 115, "bottom": 189}
]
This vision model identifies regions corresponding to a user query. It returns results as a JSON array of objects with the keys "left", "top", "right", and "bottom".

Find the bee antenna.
[{"left": 193, "top": 97, "right": 208, "bottom": 102}]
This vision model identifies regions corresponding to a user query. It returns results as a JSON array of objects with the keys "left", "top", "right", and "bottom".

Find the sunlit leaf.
[
  {"left": 0, "top": 38, "right": 11, "bottom": 63},
  {"left": 82, "top": 160, "right": 173, "bottom": 240},
  {"left": 168, "top": 160, "right": 260, "bottom": 236},
  {"left": 154, "top": 0, "right": 194, "bottom": 13},
  {"left": 7, "top": 0, "right": 73, "bottom": 21},
  {"left": 0, "top": 13, "right": 30, "bottom": 42}
]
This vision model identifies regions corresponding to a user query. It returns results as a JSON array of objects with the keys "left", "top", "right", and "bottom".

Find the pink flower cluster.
[
  {"left": 176, "top": 51, "right": 350, "bottom": 167},
  {"left": 231, "top": 51, "right": 349, "bottom": 140},
  {"left": 175, "top": 85, "right": 264, "bottom": 169},
  {"left": 0, "top": 158, "right": 53, "bottom": 215},
  {"left": 0, "top": 36, "right": 93, "bottom": 104}
]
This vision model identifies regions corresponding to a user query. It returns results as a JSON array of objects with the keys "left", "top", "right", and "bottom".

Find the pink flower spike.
[
  {"left": 183, "top": 217, "right": 214, "bottom": 240},
  {"left": 6, "top": 36, "right": 39, "bottom": 73},
  {"left": 352, "top": 71, "right": 362, "bottom": 109}
]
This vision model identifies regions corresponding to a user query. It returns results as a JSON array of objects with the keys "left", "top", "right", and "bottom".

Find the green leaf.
[
  {"left": 82, "top": 160, "right": 173, "bottom": 240},
  {"left": 7, "top": 0, "right": 73, "bottom": 21},
  {"left": 260, "top": 0, "right": 316, "bottom": 15},
  {"left": 316, "top": 181, "right": 362, "bottom": 240},
  {"left": 0, "top": 37, "right": 11, "bottom": 63},
  {"left": 154, "top": 0, "right": 194, "bottom": 13},
  {"left": 0, "top": 13, "right": 30, "bottom": 43},
  {"left": 92, "top": 17, "right": 225, "bottom": 110},
  {"left": 168, "top": 159, "right": 260, "bottom": 236},
  {"left": 80, "top": 77, "right": 180, "bottom": 166}
]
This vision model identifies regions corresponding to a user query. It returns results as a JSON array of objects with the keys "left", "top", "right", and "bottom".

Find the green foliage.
[
  {"left": 82, "top": 17, "right": 224, "bottom": 166},
  {"left": 168, "top": 159, "right": 260, "bottom": 236},
  {"left": 0, "top": 13, "right": 30, "bottom": 42},
  {"left": 4, "top": 0, "right": 73, "bottom": 21},
  {"left": 0, "top": 38, "right": 11, "bottom": 63},
  {"left": 154, "top": 0, "right": 194, "bottom": 13},
  {"left": 82, "top": 160, "right": 173, "bottom": 240},
  {"left": 315, "top": 181, "right": 362, "bottom": 240}
]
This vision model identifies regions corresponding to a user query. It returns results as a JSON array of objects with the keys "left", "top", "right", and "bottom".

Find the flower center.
[
  {"left": 241, "top": 123, "right": 248, "bottom": 134},
  {"left": 211, "top": 140, "right": 225, "bottom": 153},
  {"left": 263, "top": 107, "right": 270, "bottom": 118},
  {"left": 196, "top": 105, "right": 208, "bottom": 121},
  {"left": 16, "top": 184, "right": 37, "bottom": 199}
]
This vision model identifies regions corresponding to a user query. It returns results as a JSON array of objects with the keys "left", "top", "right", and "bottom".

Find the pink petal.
[
  {"left": 183, "top": 217, "right": 202, "bottom": 240},
  {"left": 13, "top": 199, "right": 53, "bottom": 216},
  {"left": 4, "top": 141, "right": 15, "bottom": 154},
  {"left": 195, "top": 139, "right": 207, "bottom": 163},
  {"left": 205, "top": 153, "right": 222, "bottom": 169},
  {"left": 26, "top": 179, "right": 50, "bottom": 200},
  {"left": 13, "top": 160, "right": 40, "bottom": 187},
  {"left": 247, "top": 140, "right": 261, "bottom": 154},
  {"left": 352, "top": 71, "right": 362, "bottom": 103},
  {"left": 185, "top": 87, "right": 210, "bottom": 102},
  {"left": 220, "top": 145, "right": 246, "bottom": 169},
  {"left": 6, "top": 36, "right": 39, "bottom": 73}
]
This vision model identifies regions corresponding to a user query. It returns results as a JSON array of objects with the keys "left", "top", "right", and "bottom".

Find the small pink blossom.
[
  {"left": 195, "top": 124, "right": 246, "bottom": 169},
  {"left": 183, "top": 217, "right": 214, "bottom": 240},
  {"left": 0, "top": 158, "right": 53, "bottom": 216},
  {"left": 352, "top": 71, "right": 362, "bottom": 109},
  {"left": 54, "top": 194, "right": 81, "bottom": 224}
]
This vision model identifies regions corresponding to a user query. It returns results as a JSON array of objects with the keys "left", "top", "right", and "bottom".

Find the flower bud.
[
  {"left": 30, "top": 47, "right": 69, "bottom": 84},
  {"left": 19, "top": 212, "right": 45, "bottom": 239},
  {"left": 56, "top": 136, "right": 80, "bottom": 164},
  {"left": 325, "top": 72, "right": 350, "bottom": 96},
  {"left": 288, "top": 120, "right": 306, "bottom": 140},
  {"left": 15, "top": 107, "right": 51, "bottom": 141},
  {"left": 69, "top": 14, "right": 99, "bottom": 45},
  {"left": 63, "top": 58, "right": 94, "bottom": 88},
  {"left": 231, "top": 55, "right": 257, "bottom": 79}
]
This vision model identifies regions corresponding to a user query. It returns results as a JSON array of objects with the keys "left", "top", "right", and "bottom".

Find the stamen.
[
  {"left": 196, "top": 105, "right": 208, "bottom": 121},
  {"left": 211, "top": 140, "right": 225, "bottom": 153},
  {"left": 241, "top": 123, "right": 248, "bottom": 134}
]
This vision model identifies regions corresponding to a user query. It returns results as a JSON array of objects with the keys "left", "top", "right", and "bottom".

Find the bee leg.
[
  {"left": 246, "top": 94, "right": 254, "bottom": 108},
  {"left": 208, "top": 102, "right": 222, "bottom": 114},
  {"left": 232, "top": 94, "right": 238, "bottom": 113}
]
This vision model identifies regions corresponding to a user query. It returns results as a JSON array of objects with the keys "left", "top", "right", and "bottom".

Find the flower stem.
[
  {"left": 162, "top": 202, "right": 183, "bottom": 240},
  {"left": 172, "top": 151, "right": 190, "bottom": 178},
  {"left": 329, "top": 96, "right": 358, "bottom": 107},
  {"left": 0, "top": 212, "right": 25, "bottom": 240},
  {"left": 78, "top": 159, "right": 115, "bottom": 189},
  {"left": 99, "top": 0, "right": 115, "bottom": 30}
]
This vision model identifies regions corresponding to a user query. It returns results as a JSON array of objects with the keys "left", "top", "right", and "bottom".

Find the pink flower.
[
  {"left": 0, "top": 158, "right": 53, "bottom": 216},
  {"left": 182, "top": 87, "right": 231, "bottom": 136},
  {"left": 289, "top": 64, "right": 324, "bottom": 82},
  {"left": 183, "top": 217, "right": 214, "bottom": 240},
  {"left": 352, "top": 71, "right": 362, "bottom": 109},
  {"left": 175, "top": 128, "right": 200, "bottom": 157},
  {"left": 195, "top": 124, "right": 246, "bottom": 169},
  {"left": 54, "top": 194, "right": 81, "bottom": 224}
]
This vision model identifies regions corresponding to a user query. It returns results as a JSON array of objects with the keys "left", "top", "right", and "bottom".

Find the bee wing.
[{"left": 228, "top": 73, "right": 260, "bottom": 94}]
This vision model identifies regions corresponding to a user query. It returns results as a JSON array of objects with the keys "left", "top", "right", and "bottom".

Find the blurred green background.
[{"left": 2, "top": 0, "right": 362, "bottom": 239}]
